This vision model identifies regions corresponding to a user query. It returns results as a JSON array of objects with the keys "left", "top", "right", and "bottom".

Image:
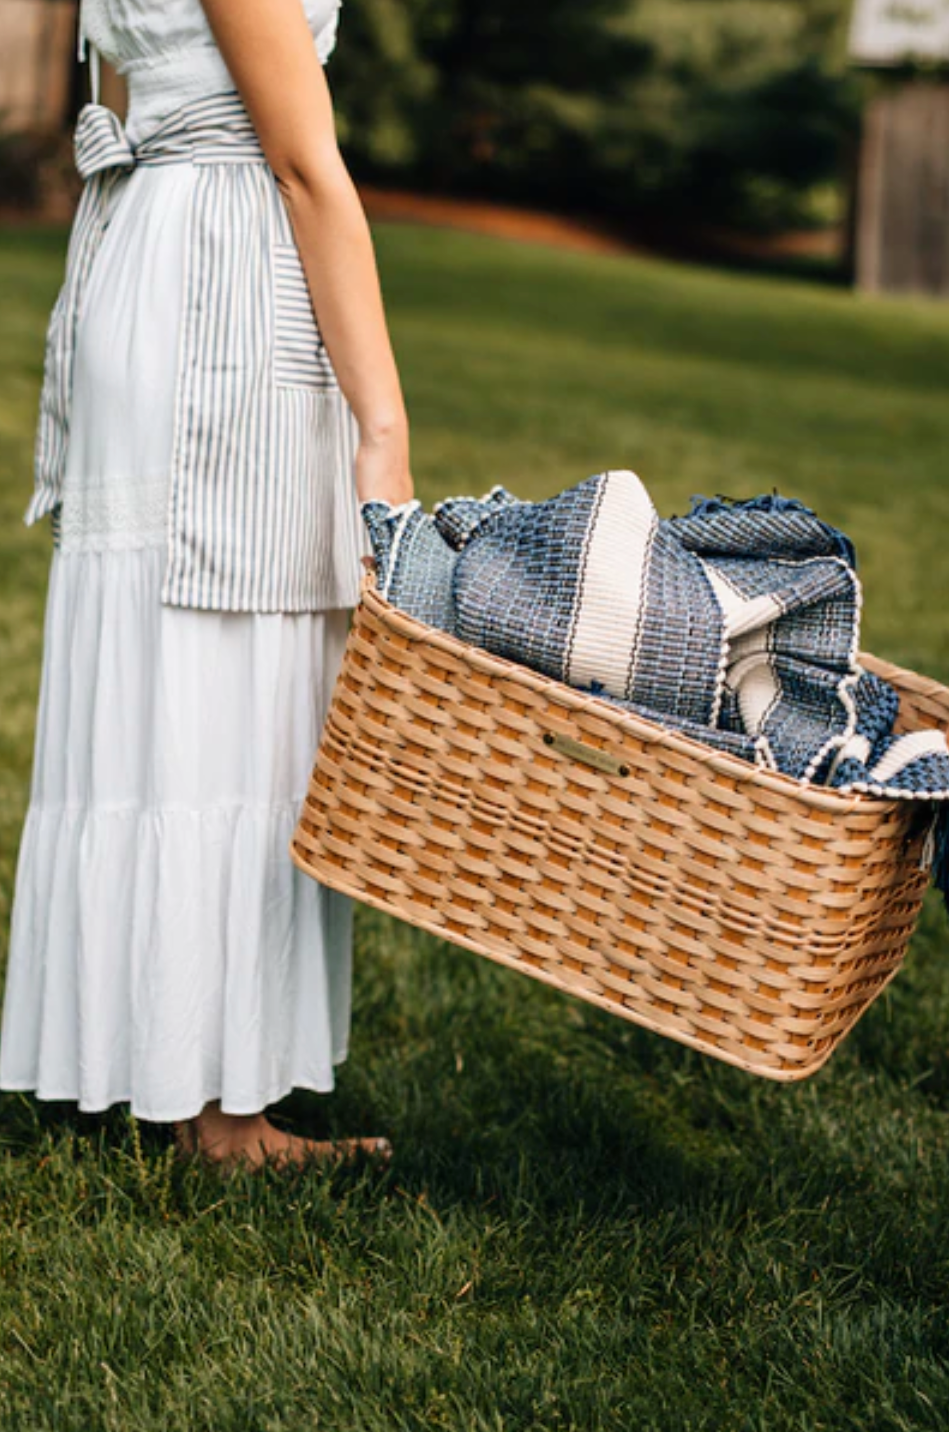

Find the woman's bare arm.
[{"left": 199, "top": 0, "right": 412, "bottom": 506}]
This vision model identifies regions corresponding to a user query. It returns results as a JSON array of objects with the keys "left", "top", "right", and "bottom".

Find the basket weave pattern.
[{"left": 291, "top": 577, "right": 949, "bottom": 1080}]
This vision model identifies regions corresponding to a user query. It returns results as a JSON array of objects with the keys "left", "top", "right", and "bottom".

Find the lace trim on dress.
[{"left": 59, "top": 475, "right": 169, "bottom": 552}]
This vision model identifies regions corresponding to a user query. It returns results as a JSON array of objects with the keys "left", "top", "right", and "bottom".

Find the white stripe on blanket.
[
  {"left": 703, "top": 565, "right": 781, "bottom": 736},
  {"left": 702, "top": 564, "right": 784, "bottom": 640},
  {"left": 870, "top": 729, "right": 949, "bottom": 784},
  {"left": 566, "top": 470, "right": 657, "bottom": 696}
]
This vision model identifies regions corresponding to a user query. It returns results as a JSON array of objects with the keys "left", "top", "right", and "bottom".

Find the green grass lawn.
[{"left": 2, "top": 223, "right": 949, "bottom": 1431}]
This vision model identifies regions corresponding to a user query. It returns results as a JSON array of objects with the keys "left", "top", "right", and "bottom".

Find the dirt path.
[
  {"left": 359, "top": 185, "right": 843, "bottom": 266},
  {"left": 358, "top": 186, "right": 635, "bottom": 257}
]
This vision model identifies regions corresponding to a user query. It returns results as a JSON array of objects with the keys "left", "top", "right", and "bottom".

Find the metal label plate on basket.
[{"left": 544, "top": 731, "right": 630, "bottom": 778}]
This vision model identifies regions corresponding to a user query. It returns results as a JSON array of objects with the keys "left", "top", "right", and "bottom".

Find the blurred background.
[{"left": 2, "top": 0, "right": 948, "bottom": 293}]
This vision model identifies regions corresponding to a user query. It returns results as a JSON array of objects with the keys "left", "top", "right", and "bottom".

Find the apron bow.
[{"left": 74, "top": 103, "right": 136, "bottom": 181}]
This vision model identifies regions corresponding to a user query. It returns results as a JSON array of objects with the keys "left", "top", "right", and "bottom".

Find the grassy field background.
[{"left": 2, "top": 224, "right": 949, "bottom": 1430}]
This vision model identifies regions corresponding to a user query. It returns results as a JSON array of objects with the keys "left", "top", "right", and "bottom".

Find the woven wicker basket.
[{"left": 291, "top": 574, "right": 949, "bottom": 1081}]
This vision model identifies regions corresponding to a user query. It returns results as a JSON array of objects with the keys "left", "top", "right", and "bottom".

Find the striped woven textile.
[{"left": 363, "top": 471, "right": 949, "bottom": 826}]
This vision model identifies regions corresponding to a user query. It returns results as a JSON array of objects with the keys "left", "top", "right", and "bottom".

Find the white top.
[{"left": 79, "top": 0, "right": 342, "bottom": 143}]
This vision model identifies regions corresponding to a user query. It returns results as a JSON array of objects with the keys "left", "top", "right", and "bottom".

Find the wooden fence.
[{"left": 857, "top": 82, "right": 949, "bottom": 297}]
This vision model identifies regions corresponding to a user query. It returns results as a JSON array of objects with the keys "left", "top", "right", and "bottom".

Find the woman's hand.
[{"left": 355, "top": 424, "right": 414, "bottom": 508}]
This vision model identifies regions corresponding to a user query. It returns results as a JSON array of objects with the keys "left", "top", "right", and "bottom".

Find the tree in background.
[
  {"left": 329, "top": 0, "right": 436, "bottom": 168},
  {"left": 330, "top": 0, "right": 859, "bottom": 233},
  {"left": 605, "top": 0, "right": 857, "bottom": 230}
]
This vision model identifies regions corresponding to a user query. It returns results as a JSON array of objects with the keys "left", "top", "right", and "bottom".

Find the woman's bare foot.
[{"left": 173, "top": 1102, "right": 391, "bottom": 1171}]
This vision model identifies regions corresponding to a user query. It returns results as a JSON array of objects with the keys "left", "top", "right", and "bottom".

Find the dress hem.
[{"left": 0, "top": 1054, "right": 350, "bottom": 1125}]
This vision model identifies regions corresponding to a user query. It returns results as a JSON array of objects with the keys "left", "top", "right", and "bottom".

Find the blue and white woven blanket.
[{"left": 363, "top": 471, "right": 949, "bottom": 894}]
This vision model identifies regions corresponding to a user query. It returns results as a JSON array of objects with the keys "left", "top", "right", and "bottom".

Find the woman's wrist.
[{"left": 357, "top": 406, "right": 408, "bottom": 449}]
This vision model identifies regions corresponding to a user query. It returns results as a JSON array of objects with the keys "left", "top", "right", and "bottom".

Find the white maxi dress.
[{"left": 0, "top": 0, "right": 358, "bottom": 1122}]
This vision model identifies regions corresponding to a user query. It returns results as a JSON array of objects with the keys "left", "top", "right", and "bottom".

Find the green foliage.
[
  {"left": 594, "top": 0, "right": 859, "bottom": 228},
  {"left": 329, "top": 0, "right": 437, "bottom": 168},
  {"left": 3, "top": 224, "right": 949, "bottom": 1428},
  {"left": 331, "top": 0, "right": 861, "bottom": 231}
]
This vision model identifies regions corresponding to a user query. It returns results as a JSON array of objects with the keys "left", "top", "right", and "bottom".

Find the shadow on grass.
[{"left": 4, "top": 891, "right": 948, "bottom": 1227}]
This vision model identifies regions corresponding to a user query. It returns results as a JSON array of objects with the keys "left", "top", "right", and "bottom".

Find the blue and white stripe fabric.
[
  {"left": 363, "top": 470, "right": 949, "bottom": 813},
  {"left": 27, "top": 93, "right": 362, "bottom": 614}
]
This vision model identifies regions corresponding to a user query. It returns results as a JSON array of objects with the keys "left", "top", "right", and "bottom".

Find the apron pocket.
[{"left": 272, "top": 242, "right": 337, "bottom": 390}]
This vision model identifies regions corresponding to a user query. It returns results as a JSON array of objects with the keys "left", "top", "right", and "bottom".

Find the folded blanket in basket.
[{"left": 362, "top": 471, "right": 949, "bottom": 896}]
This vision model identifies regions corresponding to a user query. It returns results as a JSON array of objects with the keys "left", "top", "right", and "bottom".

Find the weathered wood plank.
[{"left": 857, "top": 82, "right": 949, "bottom": 296}]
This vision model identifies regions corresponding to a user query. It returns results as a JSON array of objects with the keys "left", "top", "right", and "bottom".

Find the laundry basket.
[{"left": 290, "top": 574, "right": 949, "bottom": 1081}]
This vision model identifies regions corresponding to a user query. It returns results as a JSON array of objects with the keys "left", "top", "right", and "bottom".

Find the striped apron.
[{"left": 27, "top": 93, "right": 363, "bottom": 614}]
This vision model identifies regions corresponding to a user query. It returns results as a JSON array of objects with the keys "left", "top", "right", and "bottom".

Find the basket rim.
[{"left": 358, "top": 572, "right": 945, "bottom": 818}]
